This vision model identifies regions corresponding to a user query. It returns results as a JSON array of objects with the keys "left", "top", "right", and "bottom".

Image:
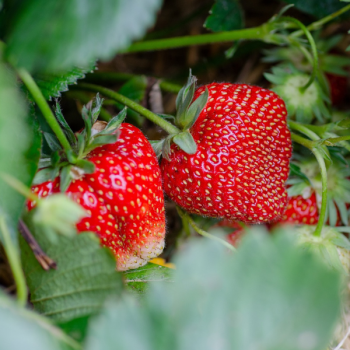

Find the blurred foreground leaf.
[
  {"left": 0, "top": 62, "right": 40, "bottom": 237},
  {"left": 0, "top": 291, "right": 78, "bottom": 350},
  {"left": 4, "top": 0, "right": 162, "bottom": 72},
  {"left": 21, "top": 214, "right": 123, "bottom": 323},
  {"left": 85, "top": 229, "right": 341, "bottom": 350}
]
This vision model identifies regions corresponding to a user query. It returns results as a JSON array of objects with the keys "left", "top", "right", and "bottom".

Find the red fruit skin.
[
  {"left": 326, "top": 73, "right": 347, "bottom": 105},
  {"left": 277, "top": 193, "right": 319, "bottom": 225},
  {"left": 161, "top": 83, "right": 292, "bottom": 223},
  {"left": 29, "top": 124, "right": 166, "bottom": 271}
]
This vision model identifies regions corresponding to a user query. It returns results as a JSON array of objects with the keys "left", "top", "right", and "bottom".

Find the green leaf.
[
  {"left": 34, "top": 64, "right": 95, "bottom": 100},
  {"left": 85, "top": 229, "right": 341, "bottom": 350},
  {"left": 0, "top": 291, "right": 78, "bottom": 350},
  {"left": 33, "top": 167, "right": 59, "bottom": 185},
  {"left": 0, "top": 62, "right": 38, "bottom": 234},
  {"left": 123, "top": 263, "right": 174, "bottom": 295},
  {"left": 55, "top": 102, "right": 77, "bottom": 145},
  {"left": 280, "top": 0, "right": 346, "bottom": 19},
  {"left": 101, "top": 108, "right": 127, "bottom": 133},
  {"left": 173, "top": 131, "right": 197, "bottom": 154},
  {"left": 183, "top": 88, "right": 209, "bottom": 130},
  {"left": 75, "top": 159, "right": 95, "bottom": 174},
  {"left": 149, "top": 139, "right": 165, "bottom": 158},
  {"left": 21, "top": 214, "right": 123, "bottom": 323},
  {"left": 204, "top": 0, "right": 244, "bottom": 32},
  {"left": 119, "top": 76, "right": 147, "bottom": 102},
  {"left": 4, "top": 0, "right": 162, "bottom": 72}
]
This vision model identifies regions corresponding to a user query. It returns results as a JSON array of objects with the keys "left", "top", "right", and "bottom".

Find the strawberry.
[
  {"left": 278, "top": 192, "right": 319, "bottom": 225},
  {"left": 284, "top": 159, "right": 350, "bottom": 227},
  {"left": 28, "top": 98, "right": 166, "bottom": 271},
  {"left": 161, "top": 81, "right": 292, "bottom": 223},
  {"left": 325, "top": 73, "right": 347, "bottom": 106}
]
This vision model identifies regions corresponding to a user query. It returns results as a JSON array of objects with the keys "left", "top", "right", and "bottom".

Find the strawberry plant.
[{"left": 0, "top": 0, "right": 350, "bottom": 349}]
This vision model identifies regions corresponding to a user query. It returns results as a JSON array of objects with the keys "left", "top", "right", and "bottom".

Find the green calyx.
[
  {"left": 34, "top": 94, "right": 127, "bottom": 191},
  {"left": 297, "top": 225, "right": 350, "bottom": 275},
  {"left": 152, "top": 71, "right": 208, "bottom": 160},
  {"left": 289, "top": 158, "right": 350, "bottom": 226},
  {"left": 265, "top": 65, "right": 330, "bottom": 123}
]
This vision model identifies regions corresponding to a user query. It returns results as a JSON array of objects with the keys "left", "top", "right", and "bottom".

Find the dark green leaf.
[
  {"left": 85, "top": 229, "right": 341, "bottom": 350},
  {"left": 0, "top": 62, "right": 38, "bottom": 235},
  {"left": 289, "top": 163, "right": 310, "bottom": 183},
  {"left": 162, "top": 136, "right": 173, "bottom": 161},
  {"left": 58, "top": 315, "right": 90, "bottom": 344},
  {"left": 119, "top": 76, "right": 147, "bottom": 102},
  {"left": 60, "top": 165, "right": 72, "bottom": 192},
  {"left": 280, "top": 0, "right": 346, "bottom": 19},
  {"left": 33, "top": 167, "right": 59, "bottom": 185},
  {"left": 183, "top": 88, "right": 208, "bottom": 130},
  {"left": 104, "top": 108, "right": 127, "bottom": 131},
  {"left": 123, "top": 263, "right": 174, "bottom": 295},
  {"left": 204, "top": 0, "right": 244, "bottom": 32},
  {"left": 173, "top": 131, "right": 197, "bottom": 154},
  {"left": 4, "top": 0, "right": 163, "bottom": 72},
  {"left": 75, "top": 159, "right": 95, "bottom": 174},
  {"left": 90, "top": 134, "right": 118, "bottom": 148},
  {"left": 55, "top": 102, "right": 76, "bottom": 145},
  {"left": 43, "top": 132, "right": 62, "bottom": 153},
  {"left": 0, "top": 291, "right": 78, "bottom": 350},
  {"left": 34, "top": 64, "right": 95, "bottom": 100},
  {"left": 156, "top": 113, "right": 175, "bottom": 121},
  {"left": 149, "top": 139, "right": 165, "bottom": 158},
  {"left": 20, "top": 215, "right": 123, "bottom": 323}
]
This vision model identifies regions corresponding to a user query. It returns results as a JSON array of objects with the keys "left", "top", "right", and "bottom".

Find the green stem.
[
  {"left": 176, "top": 207, "right": 236, "bottom": 252},
  {"left": 0, "top": 216, "right": 27, "bottom": 306},
  {"left": 289, "top": 121, "right": 331, "bottom": 162},
  {"left": 290, "top": 132, "right": 315, "bottom": 149},
  {"left": 17, "top": 69, "right": 72, "bottom": 152},
  {"left": 288, "top": 120, "right": 320, "bottom": 141},
  {"left": 312, "top": 149, "right": 328, "bottom": 237},
  {"left": 73, "top": 83, "right": 181, "bottom": 135},
  {"left": 124, "top": 23, "right": 277, "bottom": 53},
  {"left": 281, "top": 17, "right": 319, "bottom": 90},
  {"left": 292, "top": 4, "right": 350, "bottom": 38},
  {"left": 85, "top": 72, "right": 182, "bottom": 94},
  {"left": 323, "top": 135, "right": 350, "bottom": 144}
]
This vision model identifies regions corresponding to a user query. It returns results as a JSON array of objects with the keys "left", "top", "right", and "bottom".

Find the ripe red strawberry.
[
  {"left": 161, "top": 82, "right": 292, "bottom": 223},
  {"left": 29, "top": 123, "right": 166, "bottom": 271},
  {"left": 325, "top": 73, "right": 347, "bottom": 106},
  {"left": 278, "top": 192, "right": 319, "bottom": 225}
]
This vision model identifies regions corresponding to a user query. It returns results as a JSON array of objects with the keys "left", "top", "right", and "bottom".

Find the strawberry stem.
[
  {"left": 280, "top": 17, "right": 319, "bottom": 91},
  {"left": 123, "top": 23, "right": 278, "bottom": 53},
  {"left": 74, "top": 83, "right": 181, "bottom": 135},
  {"left": 0, "top": 216, "right": 28, "bottom": 307},
  {"left": 290, "top": 133, "right": 315, "bottom": 149},
  {"left": 17, "top": 69, "right": 73, "bottom": 153},
  {"left": 322, "top": 135, "right": 350, "bottom": 145},
  {"left": 289, "top": 121, "right": 331, "bottom": 162},
  {"left": 176, "top": 207, "right": 236, "bottom": 252},
  {"left": 312, "top": 148, "right": 328, "bottom": 237},
  {"left": 292, "top": 4, "right": 350, "bottom": 38}
]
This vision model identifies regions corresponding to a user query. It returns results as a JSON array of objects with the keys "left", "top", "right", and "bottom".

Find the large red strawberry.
[
  {"left": 161, "top": 80, "right": 292, "bottom": 223},
  {"left": 28, "top": 99, "right": 166, "bottom": 271}
]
